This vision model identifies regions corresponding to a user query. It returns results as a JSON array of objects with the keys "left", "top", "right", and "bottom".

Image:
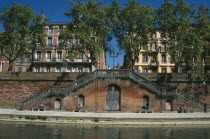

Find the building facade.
[
  {"left": 124, "top": 31, "right": 209, "bottom": 74},
  {"left": 14, "top": 22, "right": 106, "bottom": 72},
  {"left": 132, "top": 31, "right": 175, "bottom": 73}
]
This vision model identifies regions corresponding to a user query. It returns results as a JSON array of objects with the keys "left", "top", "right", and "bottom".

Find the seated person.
[
  {"left": 76, "top": 104, "right": 81, "bottom": 110},
  {"left": 38, "top": 103, "right": 43, "bottom": 109},
  {"left": 145, "top": 104, "right": 150, "bottom": 111}
]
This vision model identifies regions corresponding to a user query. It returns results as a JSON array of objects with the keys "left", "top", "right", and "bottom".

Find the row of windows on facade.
[
  {"left": 48, "top": 26, "right": 164, "bottom": 39},
  {"left": 140, "top": 67, "right": 170, "bottom": 73},
  {"left": 138, "top": 54, "right": 168, "bottom": 63},
  {"left": 34, "top": 65, "right": 84, "bottom": 72},
  {"left": 35, "top": 51, "right": 83, "bottom": 61},
  {"left": 45, "top": 37, "right": 73, "bottom": 48},
  {"left": 45, "top": 37, "right": 167, "bottom": 49}
]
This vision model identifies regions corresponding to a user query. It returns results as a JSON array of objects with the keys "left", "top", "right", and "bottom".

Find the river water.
[{"left": 0, "top": 122, "right": 209, "bottom": 139}]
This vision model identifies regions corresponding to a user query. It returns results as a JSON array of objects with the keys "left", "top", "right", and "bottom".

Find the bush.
[
  {"left": 93, "top": 118, "right": 99, "bottom": 122},
  {"left": 25, "top": 116, "right": 37, "bottom": 120},
  {"left": 37, "top": 116, "right": 47, "bottom": 120}
]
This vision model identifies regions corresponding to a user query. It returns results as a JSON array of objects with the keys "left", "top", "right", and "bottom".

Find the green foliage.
[
  {"left": 37, "top": 116, "right": 47, "bottom": 120},
  {"left": 156, "top": 0, "right": 207, "bottom": 76},
  {"left": 0, "top": 3, "right": 48, "bottom": 71},
  {"left": 25, "top": 115, "right": 47, "bottom": 120},
  {"left": 62, "top": 0, "right": 111, "bottom": 70},
  {"left": 93, "top": 118, "right": 99, "bottom": 122},
  {"left": 112, "top": 0, "right": 155, "bottom": 69},
  {"left": 25, "top": 115, "right": 37, "bottom": 120},
  {"left": 30, "top": 10, "right": 49, "bottom": 65}
]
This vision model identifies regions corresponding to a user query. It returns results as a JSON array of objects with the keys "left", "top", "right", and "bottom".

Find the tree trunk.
[
  {"left": 131, "top": 57, "right": 135, "bottom": 71},
  {"left": 8, "top": 61, "right": 13, "bottom": 72}
]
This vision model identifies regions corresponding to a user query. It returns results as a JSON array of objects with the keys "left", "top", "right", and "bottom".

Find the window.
[
  {"left": 77, "top": 53, "right": 83, "bottom": 59},
  {"left": 35, "top": 67, "right": 40, "bottom": 72},
  {"left": 135, "top": 56, "right": 139, "bottom": 62},
  {"left": 162, "top": 54, "right": 166, "bottom": 63},
  {"left": 67, "top": 38, "right": 73, "bottom": 47},
  {"left": 59, "top": 25, "right": 63, "bottom": 30},
  {"left": 56, "top": 67, "right": 61, "bottom": 72},
  {"left": 36, "top": 51, "right": 41, "bottom": 61},
  {"left": 58, "top": 39, "right": 63, "bottom": 48},
  {"left": 142, "top": 96, "right": 149, "bottom": 110},
  {"left": 161, "top": 33, "right": 166, "bottom": 38},
  {"left": 152, "top": 56, "right": 157, "bottom": 63},
  {"left": 143, "top": 68, "right": 148, "bottom": 73},
  {"left": 46, "top": 67, "right": 50, "bottom": 72},
  {"left": 152, "top": 42, "right": 156, "bottom": 51},
  {"left": 162, "top": 68, "right": 166, "bottom": 73},
  {"left": 36, "top": 42, "right": 41, "bottom": 47},
  {"left": 166, "top": 100, "right": 173, "bottom": 111},
  {"left": 161, "top": 43, "right": 167, "bottom": 50},
  {"left": 78, "top": 65, "right": 83, "bottom": 72},
  {"left": 48, "top": 26, "right": 53, "bottom": 34},
  {"left": 48, "top": 37, "right": 53, "bottom": 47},
  {"left": 152, "top": 33, "right": 156, "bottom": 38},
  {"left": 46, "top": 51, "right": 51, "bottom": 61},
  {"left": 143, "top": 54, "right": 148, "bottom": 63},
  {"left": 57, "top": 51, "right": 62, "bottom": 61},
  {"left": 67, "top": 65, "right": 72, "bottom": 72},
  {"left": 18, "top": 67, "right": 22, "bottom": 72},
  {"left": 78, "top": 95, "right": 84, "bottom": 107},
  {"left": 55, "top": 98, "right": 61, "bottom": 110}
]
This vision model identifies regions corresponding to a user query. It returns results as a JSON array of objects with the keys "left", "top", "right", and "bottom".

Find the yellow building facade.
[{"left": 134, "top": 31, "right": 175, "bottom": 73}]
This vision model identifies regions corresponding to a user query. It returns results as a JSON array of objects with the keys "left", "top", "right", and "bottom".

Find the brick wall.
[
  {"left": 0, "top": 81, "right": 69, "bottom": 108},
  {"left": 41, "top": 78, "right": 202, "bottom": 112},
  {"left": 0, "top": 74, "right": 209, "bottom": 112}
]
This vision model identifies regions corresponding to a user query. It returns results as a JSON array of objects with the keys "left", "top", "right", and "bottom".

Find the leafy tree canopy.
[
  {"left": 0, "top": 3, "right": 48, "bottom": 71},
  {"left": 112, "top": 0, "right": 155, "bottom": 69},
  {"left": 62, "top": 0, "right": 111, "bottom": 70}
]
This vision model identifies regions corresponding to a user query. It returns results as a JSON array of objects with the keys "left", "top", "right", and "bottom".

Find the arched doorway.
[
  {"left": 78, "top": 95, "right": 84, "bottom": 107},
  {"left": 166, "top": 100, "right": 173, "bottom": 111},
  {"left": 142, "top": 96, "right": 149, "bottom": 109},
  {"left": 55, "top": 98, "right": 61, "bottom": 110},
  {"left": 106, "top": 85, "right": 120, "bottom": 111}
]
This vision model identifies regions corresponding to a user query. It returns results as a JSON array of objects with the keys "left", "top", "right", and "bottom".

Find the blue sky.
[{"left": 0, "top": 0, "right": 210, "bottom": 68}]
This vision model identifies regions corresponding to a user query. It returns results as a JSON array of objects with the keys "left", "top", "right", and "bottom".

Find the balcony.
[
  {"left": 66, "top": 59, "right": 91, "bottom": 63},
  {"left": 67, "top": 43, "right": 73, "bottom": 48},
  {"left": 47, "top": 44, "right": 53, "bottom": 48},
  {"left": 149, "top": 61, "right": 159, "bottom": 66},
  {"left": 33, "top": 58, "right": 91, "bottom": 63},
  {"left": 56, "top": 58, "right": 63, "bottom": 62}
]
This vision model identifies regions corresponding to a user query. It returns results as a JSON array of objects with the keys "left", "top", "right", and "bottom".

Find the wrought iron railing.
[
  {"left": 174, "top": 90, "right": 205, "bottom": 110},
  {"left": 18, "top": 86, "right": 65, "bottom": 110},
  {"left": 18, "top": 69, "right": 206, "bottom": 111}
]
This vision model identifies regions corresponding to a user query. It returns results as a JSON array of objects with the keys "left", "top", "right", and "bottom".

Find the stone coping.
[{"left": 1, "top": 108, "right": 210, "bottom": 125}]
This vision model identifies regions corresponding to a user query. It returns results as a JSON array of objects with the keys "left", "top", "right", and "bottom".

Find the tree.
[
  {"left": 30, "top": 10, "right": 49, "bottom": 71},
  {"left": 195, "top": 4, "right": 210, "bottom": 75},
  {"left": 156, "top": 0, "right": 204, "bottom": 74},
  {"left": 0, "top": 3, "right": 47, "bottom": 72},
  {"left": 0, "top": 3, "right": 33, "bottom": 71},
  {"left": 63, "top": 0, "right": 111, "bottom": 71},
  {"left": 112, "top": 0, "right": 155, "bottom": 70}
]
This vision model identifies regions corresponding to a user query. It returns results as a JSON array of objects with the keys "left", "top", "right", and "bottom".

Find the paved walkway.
[{"left": 0, "top": 108, "right": 210, "bottom": 119}]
